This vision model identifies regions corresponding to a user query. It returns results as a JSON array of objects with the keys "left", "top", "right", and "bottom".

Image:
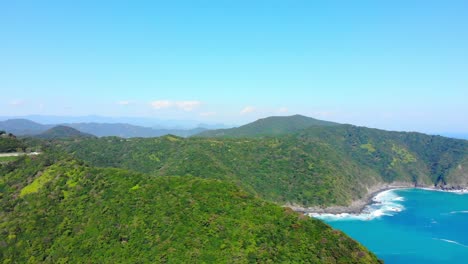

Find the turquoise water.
[{"left": 316, "top": 189, "right": 468, "bottom": 263}]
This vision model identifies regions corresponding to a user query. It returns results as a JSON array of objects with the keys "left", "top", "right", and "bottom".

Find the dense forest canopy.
[
  {"left": 0, "top": 132, "right": 25, "bottom": 153},
  {"left": 0, "top": 154, "right": 380, "bottom": 263}
]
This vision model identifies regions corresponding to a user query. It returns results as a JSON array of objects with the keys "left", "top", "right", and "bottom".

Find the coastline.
[{"left": 289, "top": 182, "right": 468, "bottom": 215}]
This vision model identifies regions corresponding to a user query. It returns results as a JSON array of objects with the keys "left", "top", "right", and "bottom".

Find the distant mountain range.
[
  {"left": 64, "top": 123, "right": 207, "bottom": 138},
  {"left": 0, "top": 115, "right": 230, "bottom": 130},
  {"left": 0, "top": 119, "right": 208, "bottom": 138},
  {"left": 0, "top": 119, "right": 49, "bottom": 136}
]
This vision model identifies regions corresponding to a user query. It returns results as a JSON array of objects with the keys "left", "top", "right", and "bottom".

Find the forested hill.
[
  {"left": 35, "top": 125, "right": 96, "bottom": 140},
  {"left": 0, "top": 131, "right": 25, "bottom": 152},
  {"left": 196, "top": 115, "right": 340, "bottom": 137},
  {"left": 0, "top": 155, "right": 379, "bottom": 263},
  {"left": 296, "top": 124, "right": 468, "bottom": 187},
  {"left": 55, "top": 122, "right": 468, "bottom": 207}
]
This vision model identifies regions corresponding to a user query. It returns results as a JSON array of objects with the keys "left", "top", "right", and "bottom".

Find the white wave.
[
  {"left": 309, "top": 189, "right": 405, "bottom": 221},
  {"left": 420, "top": 187, "right": 468, "bottom": 194},
  {"left": 434, "top": 238, "right": 468, "bottom": 248},
  {"left": 449, "top": 210, "right": 468, "bottom": 214}
]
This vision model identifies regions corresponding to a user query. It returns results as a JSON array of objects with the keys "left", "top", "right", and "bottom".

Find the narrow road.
[{"left": 0, "top": 152, "right": 41, "bottom": 157}]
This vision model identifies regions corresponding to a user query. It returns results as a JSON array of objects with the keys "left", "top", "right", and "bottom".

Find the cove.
[{"left": 313, "top": 189, "right": 468, "bottom": 263}]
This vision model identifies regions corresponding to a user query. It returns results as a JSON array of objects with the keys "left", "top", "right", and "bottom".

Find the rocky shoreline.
[{"left": 288, "top": 182, "right": 468, "bottom": 215}]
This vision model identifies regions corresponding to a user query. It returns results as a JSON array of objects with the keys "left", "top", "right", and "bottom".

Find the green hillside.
[
  {"left": 35, "top": 125, "right": 95, "bottom": 140},
  {"left": 297, "top": 125, "right": 468, "bottom": 186},
  {"left": 55, "top": 118, "right": 468, "bottom": 207},
  {"left": 0, "top": 155, "right": 379, "bottom": 263},
  {"left": 55, "top": 135, "right": 369, "bottom": 206},
  {"left": 196, "top": 115, "right": 339, "bottom": 137}
]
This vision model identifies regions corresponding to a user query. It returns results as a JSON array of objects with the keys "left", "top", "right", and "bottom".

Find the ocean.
[{"left": 311, "top": 189, "right": 468, "bottom": 263}]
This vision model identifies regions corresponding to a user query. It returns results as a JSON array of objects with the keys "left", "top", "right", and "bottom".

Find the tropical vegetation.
[{"left": 0, "top": 154, "right": 380, "bottom": 263}]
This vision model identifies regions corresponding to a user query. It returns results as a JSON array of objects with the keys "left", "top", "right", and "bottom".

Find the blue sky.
[{"left": 1, "top": 0, "right": 467, "bottom": 132}]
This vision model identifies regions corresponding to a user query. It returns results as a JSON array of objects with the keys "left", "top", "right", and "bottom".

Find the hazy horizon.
[
  {"left": 2, "top": 114, "right": 468, "bottom": 138},
  {"left": 2, "top": 1, "right": 467, "bottom": 133}
]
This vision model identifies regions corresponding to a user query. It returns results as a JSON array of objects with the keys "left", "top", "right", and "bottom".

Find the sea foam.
[
  {"left": 434, "top": 238, "right": 468, "bottom": 248},
  {"left": 309, "top": 189, "right": 406, "bottom": 221},
  {"left": 449, "top": 210, "right": 468, "bottom": 214}
]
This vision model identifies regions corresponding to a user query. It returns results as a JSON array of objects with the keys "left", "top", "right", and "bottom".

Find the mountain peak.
[{"left": 196, "top": 115, "right": 340, "bottom": 138}]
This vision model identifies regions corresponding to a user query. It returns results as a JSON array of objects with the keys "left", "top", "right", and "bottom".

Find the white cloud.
[
  {"left": 240, "top": 106, "right": 255, "bottom": 115},
  {"left": 150, "top": 100, "right": 202, "bottom": 111},
  {"left": 151, "top": 100, "right": 173, "bottom": 109},
  {"left": 200, "top": 111, "right": 216, "bottom": 117},
  {"left": 176, "top": 101, "right": 201, "bottom": 111},
  {"left": 9, "top": 100, "right": 24, "bottom": 106},
  {"left": 117, "top": 100, "right": 131, "bottom": 106},
  {"left": 278, "top": 107, "right": 288, "bottom": 113}
]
